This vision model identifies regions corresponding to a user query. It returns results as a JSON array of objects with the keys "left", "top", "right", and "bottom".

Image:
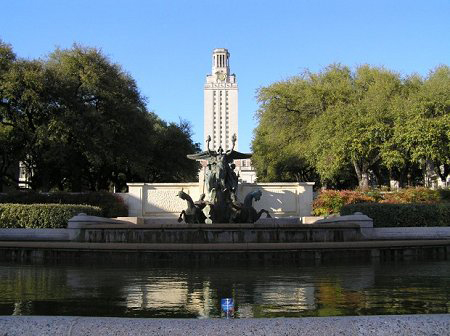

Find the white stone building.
[
  {"left": 203, "top": 48, "right": 238, "bottom": 151},
  {"left": 202, "top": 48, "right": 257, "bottom": 183}
]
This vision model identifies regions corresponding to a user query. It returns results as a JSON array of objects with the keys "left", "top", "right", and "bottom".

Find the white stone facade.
[
  {"left": 234, "top": 159, "right": 257, "bottom": 183},
  {"left": 204, "top": 48, "right": 238, "bottom": 151},
  {"left": 124, "top": 182, "right": 314, "bottom": 218}
]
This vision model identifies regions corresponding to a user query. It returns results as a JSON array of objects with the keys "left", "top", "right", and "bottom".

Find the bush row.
[
  {"left": 378, "top": 187, "right": 441, "bottom": 204},
  {"left": 0, "top": 204, "right": 102, "bottom": 229},
  {"left": 0, "top": 191, "right": 127, "bottom": 217},
  {"left": 312, "top": 190, "right": 375, "bottom": 216},
  {"left": 312, "top": 187, "right": 447, "bottom": 216},
  {"left": 341, "top": 203, "right": 450, "bottom": 227}
]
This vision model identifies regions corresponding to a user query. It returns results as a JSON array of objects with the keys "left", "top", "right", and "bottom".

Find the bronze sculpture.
[
  {"left": 178, "top": 134, "right": 271, "bottom": 223},
  {"left": 177, "top": 190, "right": 206, "bottom": 224},
  {"left": 230, "top": 190, "right": 271, "bottom": 223}
]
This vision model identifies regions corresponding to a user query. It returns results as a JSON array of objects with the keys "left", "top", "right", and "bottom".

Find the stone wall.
[
  {"left": 123, "top": 182, "right": 315, "bottom": 218},
  {"left": 70, "top": 222, "right": 362, "bottom": 244}
]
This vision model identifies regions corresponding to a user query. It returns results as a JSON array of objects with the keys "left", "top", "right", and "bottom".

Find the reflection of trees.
[
  {"left": 0, "top": 264, "right": 69, "bottom": 300},
  {"left": 315, "top": 281, "right": 364, "bottom": 317},
  {"left": 358, "top": 261, "right": 450, "bottom": 315},
  {"left": 0, "top": 260, "right": 449, "bottom": 317},
  {"left": 0, "top": 263, "right": 71, "bottom": 315},
  {"left": 251, "top": 283, "right": 315, "bottom": 317}
]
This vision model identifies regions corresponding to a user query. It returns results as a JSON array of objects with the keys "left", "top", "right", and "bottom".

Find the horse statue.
[
  {"left": 230, "top": 189, "right": 271, "bottom": 223},
  {"left": 177, "top": 190, "right": 206, "bottom": 224},
  {"left": 185, "top": 134, "right": 270, "bottom": 224},
  {"left": 188, "top": 135, "right": 248, "bottom": 202}
]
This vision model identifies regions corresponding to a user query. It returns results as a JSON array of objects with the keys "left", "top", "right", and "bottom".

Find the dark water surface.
[{"left": 0, "top": 259, "right": 449, "bottom": 318}]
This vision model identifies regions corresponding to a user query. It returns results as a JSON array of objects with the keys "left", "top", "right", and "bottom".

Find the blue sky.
[{"left": 1, "top": 0, "right": 449, "bottom": 152}]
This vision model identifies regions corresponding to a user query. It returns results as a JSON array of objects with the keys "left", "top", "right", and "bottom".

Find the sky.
[{"left": 1, "top": 0, "right": 449, "bottom": 152}]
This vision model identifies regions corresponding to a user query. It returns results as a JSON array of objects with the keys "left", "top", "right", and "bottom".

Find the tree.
[
  {"left": 253, "top": 64, "right": 422, "bottom": 190},
  {"left": 307, "top": 66, "right": 403, "bottom": 189},
  {"left": 389, "top": 66, "right": 450, "bottom": 186},
  {"left": 0, "top": 53, "right": 57, "bottom": 190},
  {"left": 43, "top": 45, "right": 159, "bottom": 191},
  {"left": 252, "top": 64, "right": 353, "bottom": 185},
  {"left": 0, "top": 40, "right": 21, "bottom": 190},
  {"left": 143, "top": 119, "right": 200, "bottom": 183},
  {"left": 0, "top": 42, "right": 200, "bottom": 191},
  {"left": 44, "top": 45, "right": 199, "bottom": 190}
]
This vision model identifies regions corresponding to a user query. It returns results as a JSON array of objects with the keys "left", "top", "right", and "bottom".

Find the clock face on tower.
[{"left": 216, "top": 71, "right": 226, "bottom": 81}]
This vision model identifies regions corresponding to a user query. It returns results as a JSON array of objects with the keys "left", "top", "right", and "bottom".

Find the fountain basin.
[{"left": 68, "top": 222, "right": 362, "bottom": 244}]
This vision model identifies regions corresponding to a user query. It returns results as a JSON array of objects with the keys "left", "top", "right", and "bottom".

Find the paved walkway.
[{"left": 1, "top": 315, "right": 449, "bottom": 335}]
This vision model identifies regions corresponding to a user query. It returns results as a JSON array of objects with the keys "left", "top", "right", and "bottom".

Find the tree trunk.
[
  {"left": 353, "top": 160, "right": 369, "bottom": 190},
  {"left": 423, "top": 160, "right": 434, "bottom": 188},
  {"left": 359, "top": 172, "right": 369, "bottom": 190},
  {"left": 435, "top": 163, "right": 449, "bottom": 187},
  {"left": 399, "top": 163, "right": 409, "bottom": 188}
]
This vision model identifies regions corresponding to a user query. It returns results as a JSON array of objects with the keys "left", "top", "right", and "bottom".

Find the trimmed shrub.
[
  {"left": 381, "top": 187, "right": 441, "bottom": 204},
  {"left": 312, "top": 190, "right": 375, "bottom": 216},
  {"left": 0, "top": 191, "right": 127, "bottom": 217},
  {"left": 341, "top": 203, "right": 450, "bottom": 227},
  {"left": 0, "top": 204, "right": 102, "bottom": 229},
  {"left": 313, "top": 187, "right": 447, "bottom": 217}
]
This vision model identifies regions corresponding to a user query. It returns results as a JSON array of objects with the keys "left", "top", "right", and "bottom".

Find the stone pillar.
[{"left": 126, "top": 183, "right": 144, "bottom": 216}]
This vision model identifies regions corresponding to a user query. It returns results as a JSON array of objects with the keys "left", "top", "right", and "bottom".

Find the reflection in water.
[{"left": 0, "top": 260, "right": 449, "bottom": 317}]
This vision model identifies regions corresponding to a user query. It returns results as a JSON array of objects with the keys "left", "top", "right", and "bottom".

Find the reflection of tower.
[{"left": 204, "top": 48, "right": 238, "bottom": 151}]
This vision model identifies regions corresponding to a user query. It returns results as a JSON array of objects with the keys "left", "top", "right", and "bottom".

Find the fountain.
[
  {"left": 57, "top": 134, "right": 376, "bottom": 247},
  {"left": 177, "top": 134, "right": 271, "bottom": 224}
]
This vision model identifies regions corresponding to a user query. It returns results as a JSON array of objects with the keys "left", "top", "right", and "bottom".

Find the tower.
[{"left": 204, "top": 48, "right": 238, "bottom": 151}]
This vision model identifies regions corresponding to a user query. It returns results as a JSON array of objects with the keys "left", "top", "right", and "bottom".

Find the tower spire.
[
  {"left": 204, "top": 48, "right": 238, "bottom": 151},
  {"left": 212, "top": 48, "right": 230, "bottom": 77}
]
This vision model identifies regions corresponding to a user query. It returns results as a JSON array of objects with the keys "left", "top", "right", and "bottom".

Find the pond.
[{"left": 0, "top": 259, "right": 449, "bottom": 318}]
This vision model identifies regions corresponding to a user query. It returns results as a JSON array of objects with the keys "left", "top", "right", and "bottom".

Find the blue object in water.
[{"left": 221, "top": 298, "right": 234, "bottom": 312}]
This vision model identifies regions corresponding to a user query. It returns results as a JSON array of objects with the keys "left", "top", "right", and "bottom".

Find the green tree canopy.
[
  {"left": 0, "top": 41, "right": 199, "bottom": 191},
  {"left": 0, "top": 40, "right": 21, "bottom": 189},
  {"left": 252, "top": 64, "right": 449, "bottom": 189},
  {"left": 388, "top": 66, "right": 450, "bottom": 185},
  {"left": 252, "top": 65, "right": 353, "bottom": 184}
]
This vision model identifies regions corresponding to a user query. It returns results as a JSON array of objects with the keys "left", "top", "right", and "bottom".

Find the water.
[{"left": 0, "top": 259, "right": 449, "bottom": 318}]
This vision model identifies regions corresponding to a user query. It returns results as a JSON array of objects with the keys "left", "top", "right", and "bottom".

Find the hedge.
[
  {"left": 341, "top": 203, "right": 450, "bottom": 227},
  {"left": 312, "top": 190, "right": 375, "bottom": 216},
  {"left": 0, "top": 191, "right": 127, "bottom": 217},
  {"left": 381, "top": 187, "right": 441, "bottom": 204},
  {"left": 313, "top": 187, "right": 448, "bottom": 216},
  {"left": 0, "top": 204, "right": 102, "bottom": 229}
]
